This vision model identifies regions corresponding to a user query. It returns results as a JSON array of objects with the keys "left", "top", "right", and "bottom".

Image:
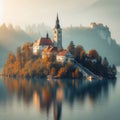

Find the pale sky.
[
  {"left": 1, "top": 0, "right": 120, "bottom": 44},
  {"left": 0, "top": 0, "right": 3, "bottom": 22},
  {"left": 2, "top": 0, "right": 97, "bottom": 27}
]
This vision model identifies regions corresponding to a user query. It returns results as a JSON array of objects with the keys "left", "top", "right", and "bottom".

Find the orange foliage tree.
[{"left": 88, "top": 49, "right": 99, "bottom": 59}]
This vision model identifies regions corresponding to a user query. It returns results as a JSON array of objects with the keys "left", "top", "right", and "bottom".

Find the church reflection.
[{"left": 3, "top": 77, "right": 116, "bottom": 120}]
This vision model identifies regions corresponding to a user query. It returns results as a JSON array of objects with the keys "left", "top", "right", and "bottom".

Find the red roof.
[{"left": 40, "top": 38, "right": 53, "bottom": 45}]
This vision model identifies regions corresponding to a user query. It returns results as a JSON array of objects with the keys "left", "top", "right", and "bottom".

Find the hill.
[
  {"left": 0, "top": 24, "right": 33, "bottom": 68},
  {"left": 62, "top": 23, "right": 120, "bottom": 65},
  {"left": 0, "top": 45, "right": 8, "bottom": 69},
  {"left": 0, "top": 22, "right": 120, "bottom": 67},
  {"left": 0, "top": 24, "right": 33, "bottom": 51},
  {"left": 25, "top": 23, "right": 120, "bottom": 65}
]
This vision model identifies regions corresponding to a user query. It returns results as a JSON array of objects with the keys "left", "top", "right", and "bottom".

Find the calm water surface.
[{"left": 0, "top": 71, "right": 120, "bottom": 120}]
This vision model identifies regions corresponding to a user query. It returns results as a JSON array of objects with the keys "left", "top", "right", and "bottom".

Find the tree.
[
  {"left": 57, "top": 67, "right": 67, "bottom": 78},
  {"left": 97, "top": 56, "right": 102, "bottom": 64},
  {"left": 7, "top": 52, "right": 16, "bottom": 64},
  {"left": 50, "top": 67, "right": 56, "bottom": 76},
  {"left": 112, "top": 64, "right": 117, "bottom": 75},
  {"left": 42, "top": 56, "right": 49, "bottom": 64},
  {"left": 88, "top": 49, "right": 99, "bottom": 59},
  {"left": 67, "top": 41, "right": 75, "bottom": 55},
  {"left": 3, "top": 52, "right": 16, "bottom": 76},
  {"left": 80, "top": 50, "right": 86, "bottom": 60},
  {"left": 74, "top": 68, "right": 79, "bottom": 78},
  {"left": 65, "top": 63, "right": 74, "bottom": 78},
  {"left": 22, "top": 42, "right": 33, "bottom": 62},
  {"left": 16, "top": 47, "right": 22, "bottom": 61},
  {"left": 102, "top": 57, "right": 109, "bottom": 67},
  {"left": 16, "top": 47, "right": 22, "bottom": 71},
  {"left": 74, "top": 45, "right": 84, "bottom": 60},
  {"left": 13, "top": 61, "right": 21, "bottom": 75}
]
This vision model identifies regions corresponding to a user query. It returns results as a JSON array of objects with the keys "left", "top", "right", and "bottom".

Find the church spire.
[
  {"left": 46, "top": 32, "right": 49, "bottom": 39},
  {"left": 56, "top": 13, "right": 59, "bottom": 22},
  {"left": 53, "top": 14, "right": 62, "bottom": 49},
  {"left": 55, "top": 13, "right": 60, "bottom": 29}
]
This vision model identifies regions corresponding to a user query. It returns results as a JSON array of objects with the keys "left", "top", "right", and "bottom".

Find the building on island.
[
  {"left": 56, "top": 50, "right": 74, "bottom": 63},
  {"left": 32, "top": 14, "right": 75, "bottom": 64},
  {"left": 33, "top": 14, "right": 62, "bottom": 55},
  {"left": 33, "top": 33, "right": 53, "bottom": 55}
]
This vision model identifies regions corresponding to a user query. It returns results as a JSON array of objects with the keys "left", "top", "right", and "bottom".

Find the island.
[{"left": 2, "top": 15, "right": 117, "bottom": 80}]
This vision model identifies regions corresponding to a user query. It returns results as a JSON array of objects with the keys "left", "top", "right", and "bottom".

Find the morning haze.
[
  {"left": 2, "top": 0, "right": 96, "bottom": 26},
  {"left": 0, "top": 0, "right": 120, "bottom": 67},
  {"left": 0, "top": 1, "right": 120, "bottom": 120},
  {"left": 2, "top": 0, "right": 120, "bottom": 44}
]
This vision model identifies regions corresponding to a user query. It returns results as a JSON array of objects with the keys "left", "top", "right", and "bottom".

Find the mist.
[{"left": 0, "top": 22, "right": 120, "bottom": 68}]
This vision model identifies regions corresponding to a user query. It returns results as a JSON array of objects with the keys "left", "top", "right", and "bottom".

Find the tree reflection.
[
  {"left": 54, "top": 88, "right": 63, "bottom": 120},
  {"left": 3, "top": 77, "right": 117, "bottom": 120}
]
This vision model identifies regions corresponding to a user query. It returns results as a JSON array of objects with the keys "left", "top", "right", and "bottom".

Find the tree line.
[
  {"left": 3, "top": 41, "right": 117, "bottom": 79},
  {"left": 3, "top": 42, "right": 82, "bottom": 79},
  {"left": 67, "top": 41, "right": 117, "bottom": 78}
]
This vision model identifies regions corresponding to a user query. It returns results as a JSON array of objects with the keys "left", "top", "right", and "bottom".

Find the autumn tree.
[
  {"left": 42, "top": 56, "right": 49, "bottom": 64},
  {"left": 16, "top": 47, "right": 22, "bottom": 69},
  {"left": 7, "top": 52, "right": 16, "bottom": 64},
  {"left": 16, "top": 47, "right": 22, "bottom": 61},
  {"left": 50, "top": 67, "right": 56, "bottom": 76},
  {"left": 88, "top": 49, "right": 99, "bottom": 60},
  {"left": 3, "top": 52, "right": 16, "bottom": 76},
  {"left": 80, "top": 50, "right": 86, "bottom": 60},
  {"left": 57, "top": 67, "right": 67, "bottom": 78},
  {"left": 65, "top": 63, "right": 74, "bottom": 78},
  {"left": 74, "top": 45, "right": 84, "bottom": 61},
  {"left": 22, "top": 42, "right": 33, "bottom": 62},
  {"left": 74, "top": 68, "right": 79, "bottom": 78}
]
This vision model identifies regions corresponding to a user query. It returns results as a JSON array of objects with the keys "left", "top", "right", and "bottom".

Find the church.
[{"left": 33, "top": 14, "right": 62, "bottom": 55}]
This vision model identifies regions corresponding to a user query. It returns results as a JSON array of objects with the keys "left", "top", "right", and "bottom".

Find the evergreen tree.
[
  {"left": 112, "top": 64, "right": 117, "bottom": 75},
  {"left": 74, "top": 45, "right": 84, "bottom": 61},
  {"left": 102, "top": 57, "right": 109, "bottom": 67},
  {"left": 67, "top": 41, "right": 75, "bottom": 55}
]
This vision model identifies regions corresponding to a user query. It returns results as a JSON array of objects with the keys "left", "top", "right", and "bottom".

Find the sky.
[
  {"left": 1, "top": 0, "right": 120, "bottom": 44},
  {"left": 2, "top": 0, "right": 97, "bottom": 27},
  {"left": 0, "top": 0, "right": 2, "bottom": 22}
]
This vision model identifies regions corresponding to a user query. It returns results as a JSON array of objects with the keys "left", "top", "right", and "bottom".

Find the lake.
[{"left": 0, "top": 70, "right": 120, "bottom": 120}]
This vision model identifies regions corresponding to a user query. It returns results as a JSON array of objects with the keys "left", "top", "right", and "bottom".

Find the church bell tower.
[{"left": 53, "top": 14, "right": 62, "bottom": 49}]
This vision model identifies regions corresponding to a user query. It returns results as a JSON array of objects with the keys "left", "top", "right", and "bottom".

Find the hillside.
[
  {"left": 0, "top": 24, "right": 34, "bottom": 68},
  {"left": 0, "top": 24, "right": 33, "bottom": 51},
  {"left": 0, "top": 22, "right": 120, "bottom": 68},
  {"left": 0, "top": 45, "right": 8, "bottom": 69},
  {"left": 62, "top": 23, "right": 120, "bottom": 65}
]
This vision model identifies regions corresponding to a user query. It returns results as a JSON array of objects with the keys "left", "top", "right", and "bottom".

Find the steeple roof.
[{"left": 55, "top": 14, "right": 61, "bottom": 29}]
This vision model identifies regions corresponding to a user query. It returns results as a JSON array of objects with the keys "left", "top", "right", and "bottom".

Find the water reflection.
[{"left": 2, "top": 77, "right": 117, "bottom": 120}]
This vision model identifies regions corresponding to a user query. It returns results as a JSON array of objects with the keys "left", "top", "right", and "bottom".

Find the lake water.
[{"left": 0, "top": 71, "right": 120, "bottom": 120}]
